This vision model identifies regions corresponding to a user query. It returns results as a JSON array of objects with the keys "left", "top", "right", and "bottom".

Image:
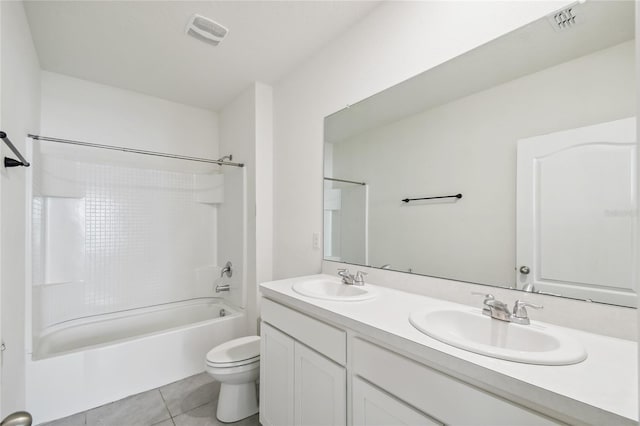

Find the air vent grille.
[
  {"left": 548, "top": 6, "right": 581, "bottom": 32},
  {"left": 185, "top": 14, "right": 228, "bottom": 46}
]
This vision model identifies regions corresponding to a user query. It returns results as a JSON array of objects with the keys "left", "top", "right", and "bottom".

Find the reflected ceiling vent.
[
  {"left": 548, "top": 3, "right": 583, "bottom": 32},
  {"left": 185, "top": 14, "right": 228, "bottom": 46}
]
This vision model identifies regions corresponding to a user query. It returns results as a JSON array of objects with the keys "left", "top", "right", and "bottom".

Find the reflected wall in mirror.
[{"left": 323, "top": 1, "right": 637, "bottom": 307}]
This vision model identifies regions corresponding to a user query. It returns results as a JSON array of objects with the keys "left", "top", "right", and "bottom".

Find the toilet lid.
[{"left": 206, "top": 335, "right": 260, "bottom": 365}]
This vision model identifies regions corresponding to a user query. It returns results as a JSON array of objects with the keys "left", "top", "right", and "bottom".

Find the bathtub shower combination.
[{"left": 25, "top": 137, "right": 249, "bottom": 423}]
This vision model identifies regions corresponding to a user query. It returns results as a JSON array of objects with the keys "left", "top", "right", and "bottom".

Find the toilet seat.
[
  {"left": 206, "top": 357, "right": 259, "bottom": 369},
  {"left": 206, "top": 335, "right": 260, "bottom": 368}
]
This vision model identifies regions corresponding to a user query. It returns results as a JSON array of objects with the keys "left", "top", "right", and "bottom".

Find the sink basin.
[
  {"left": 292, "top": 279, "right": 376, "bottom": 301},
  {"left": 409, "top": 307, "right": 586, "bottom": 365}
]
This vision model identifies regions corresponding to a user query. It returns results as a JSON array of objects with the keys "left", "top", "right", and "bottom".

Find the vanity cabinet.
[
  {"left": 260, "top": 297, "right": 566, "bottom": 426},
  {"left": 260, "top": 299, "right": 347, "bottom": 426}
]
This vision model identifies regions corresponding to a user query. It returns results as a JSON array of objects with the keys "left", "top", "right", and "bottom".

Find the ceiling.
[{"left": 24, "top": 1, "right": 380, "bottom": 111}]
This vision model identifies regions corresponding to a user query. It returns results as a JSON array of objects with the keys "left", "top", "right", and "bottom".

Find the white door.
[
  {"left": 352, "top": 377, "right": 441, "bottom": 426},
  {"left": 516, "top": 118, "right": 636, "bottom": 306},
  {"left": 260, "top": 323, "right": 295, "bottom": 426},
  {"left": 294, "top": 341, "right": 346, "bottom": 426}
]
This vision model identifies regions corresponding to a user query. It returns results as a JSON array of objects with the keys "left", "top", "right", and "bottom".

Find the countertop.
[{"left": 260, "top": 274, "right": 638, "bottom": 425}]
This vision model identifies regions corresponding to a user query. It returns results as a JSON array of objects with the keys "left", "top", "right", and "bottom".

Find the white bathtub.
[{"left": 26, "top": 298, "right": 248, "bottom": 423}]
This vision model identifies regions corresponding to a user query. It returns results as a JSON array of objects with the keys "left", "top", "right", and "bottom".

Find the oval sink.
[
  {"left": 292, "top": 279, "right": 376, "bottom": 301},
  {"left": 409, "top": 307, "right": 586, "bottom": 365}
]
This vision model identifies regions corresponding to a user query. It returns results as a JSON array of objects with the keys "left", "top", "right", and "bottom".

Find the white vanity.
[{"left": 259, "top": 275, "right": 637, "bottom": 426}]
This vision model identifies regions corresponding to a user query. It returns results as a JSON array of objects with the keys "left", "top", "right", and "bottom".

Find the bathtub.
[{"left": 26, "top": 297, "right": 248, "bottom": 423}]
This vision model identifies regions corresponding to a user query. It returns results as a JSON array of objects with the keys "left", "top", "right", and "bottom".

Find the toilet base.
[{"left": 216, "top": 382, "right": 259, "bottom": 423}]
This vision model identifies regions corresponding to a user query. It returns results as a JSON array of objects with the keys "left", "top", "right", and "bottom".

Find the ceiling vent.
[
  {"left": 185, "top": 14, "right": 228, "bottom": 47},
  {"left": 547, "top": 4, "right": 582, "bottom": 32}
]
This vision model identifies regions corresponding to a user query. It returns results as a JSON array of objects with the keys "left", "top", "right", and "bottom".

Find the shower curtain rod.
[
  {"left": 28, "top": 134, "right": 244, "bottom": 167},
  {"left": 324, "top": 177, "right": 366, "bottom": 186}
]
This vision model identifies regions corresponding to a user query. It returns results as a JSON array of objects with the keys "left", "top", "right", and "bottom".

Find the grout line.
[{"left": 157, "top": 388, "right": 174, "bottom": 421}]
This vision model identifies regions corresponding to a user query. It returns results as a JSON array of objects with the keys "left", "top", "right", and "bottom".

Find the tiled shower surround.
[{"left": 31, "top": 148, "right": 227, "bottom": 332}]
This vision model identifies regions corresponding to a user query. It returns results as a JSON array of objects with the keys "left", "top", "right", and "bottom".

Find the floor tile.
[
  {"left": 232, "top": 414, "right": 260, "bottom": 426},
  {"left": 86, "top": 389, "right": 171, "bottom": 426},
  {"left": 173, "top": 401, "right": 260, "bottom": 426},
  {"left": 151, "top": 419, "right": 175, "bottom": 426},
  {"left": 159, "top": 373, "right": 220, "bottom": 417},
  {"left": 41, "top": 412, "right": 86, "bottom": 426},
  {"left": 172, "top": 401, "right": 220, "bottom": 426}
]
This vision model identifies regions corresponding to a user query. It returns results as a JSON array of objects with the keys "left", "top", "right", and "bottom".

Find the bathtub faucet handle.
[{"left": 220, "top": 261, "right": 232, "bottom": 278}]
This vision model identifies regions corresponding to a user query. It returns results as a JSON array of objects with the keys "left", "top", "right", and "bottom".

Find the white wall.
[
  {"left": 253, "top": 83, "right": 273, "bottom": 332},
  {"left": 331, "top": 41, "right": 635, "bottom": 286},
  {"left": 0, "top": 0, "right": 41, "bottom": 415},
  {"left": 219, "top": 82, "right": 273, "bottom": 334},
  {"left": 219, "top": 86, "right": 256, "bottom": 316},
  {"left": 272, "top": 1, "right": 573, "bottom": 280},
  {"left": 636, "top": 3, "right": 639, "bottom": 414},
  {"left": 40, "top": 71, "right": 218, "bottom": 158}
]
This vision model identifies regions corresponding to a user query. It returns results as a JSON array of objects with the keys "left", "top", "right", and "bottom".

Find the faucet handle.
[
  {"left": 337, "top": 268, "right": 350, "bottom": 276},
  {"left": 354, "top": 271, "right": 367, "bottom": 285},
  {"left": 513, "top": 300, "right": 543, "bottom": 316},
  {"left": 511, "top": 300, "right": 543, "bottom": 324}
]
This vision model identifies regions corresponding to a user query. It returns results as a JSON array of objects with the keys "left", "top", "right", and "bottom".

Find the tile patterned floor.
[{"left": 40, "top": 373, "right": 260, "bottom": 426}]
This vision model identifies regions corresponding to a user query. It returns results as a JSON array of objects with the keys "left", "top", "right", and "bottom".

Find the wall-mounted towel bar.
[
  {"left": 28, "top": 134, "right": 244, "bottom": 167},
  {"left": 402, "top": 193, "right": 462, "bottom": 203},
  {"left": 1, "top": 131, "right": 30, "bottom": 167}
]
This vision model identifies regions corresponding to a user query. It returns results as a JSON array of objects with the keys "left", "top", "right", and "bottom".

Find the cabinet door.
[
  {"left": 260, "top": 323, "right": 295, "bottom": 426},
  {"left": 353, "top": 377, "right": 442, "bottom": 426},
  {"left": 294, "top": 341, "right": 346, "bottom": 426}
]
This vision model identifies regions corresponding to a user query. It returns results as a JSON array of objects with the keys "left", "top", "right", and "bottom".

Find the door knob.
[{"left": 519, "top": 266, "right": 530, "bottom": 275}]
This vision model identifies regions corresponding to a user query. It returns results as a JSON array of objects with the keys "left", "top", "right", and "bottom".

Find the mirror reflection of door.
[{"left": 516, "top": 118, "right": 637, "bottom": 306}]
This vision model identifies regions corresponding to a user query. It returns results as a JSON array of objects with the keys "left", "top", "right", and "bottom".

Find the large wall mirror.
[{"left": 323, "top": 1, "right": 637, "bottom": 307}]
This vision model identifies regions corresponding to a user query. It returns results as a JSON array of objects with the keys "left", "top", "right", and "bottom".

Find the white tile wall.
[{"left": 31, "top": 149, "right": 237, "bottom": 332}]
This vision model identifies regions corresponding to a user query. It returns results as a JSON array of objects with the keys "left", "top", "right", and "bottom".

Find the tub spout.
[{"left": 216, "top": 284, "right": 230, "bottom": 293}]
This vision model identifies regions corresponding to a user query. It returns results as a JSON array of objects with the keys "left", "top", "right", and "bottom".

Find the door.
[
  {"left": 516, "top": 118, "right": 636, "bottom": 305},
  {"left": 294, "top": 341, "right": 346, "bottom": 426},
  {"left": 352, "top": 377, "right": 441, "bottom": 426},
  {"left": 260, "top": 323, "right": 295, "bottom": 426}
]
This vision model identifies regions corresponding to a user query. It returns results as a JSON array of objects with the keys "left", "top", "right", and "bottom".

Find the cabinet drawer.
[
  {"left": 353, "top": 377, "right": 442, "bottom": 426},
  {"left": 353, "top": 338, "right": 561, "bottom": 426},
  {"left": 262, "top": 298, "right": 346, "bottom": 365}
]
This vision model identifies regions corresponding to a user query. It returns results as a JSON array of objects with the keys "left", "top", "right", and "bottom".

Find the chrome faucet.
[
  {"left": 216, "top": 284, "right": 230, "bottom": 293},
  {"left": 220, "top": 261, "right": 232, "bottom": 278},
  {"left": 472, "top": 293, "right": 542, "bottom": 325},
  {"left": 338, "top": 268, "right": 355, "bottom": 284},
  {"left": 473, "top": 292, "right": 495, "bottom": 316},
  {"left": 511, "top": 300, "right": 543, "bottom": 325},
  {"left": 337, "top": 269, "right": 366, "bottom": 286}
]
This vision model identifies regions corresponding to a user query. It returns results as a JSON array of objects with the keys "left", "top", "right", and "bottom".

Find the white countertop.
[{"left": 260, "top": 274, "right": 638, "bottom": 425}]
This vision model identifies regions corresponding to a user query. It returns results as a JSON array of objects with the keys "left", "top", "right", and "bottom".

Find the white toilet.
[{"left": 205, "top": 335, "right": 261, "bottom": 423}]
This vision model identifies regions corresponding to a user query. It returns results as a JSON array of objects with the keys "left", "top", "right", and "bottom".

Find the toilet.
[{"left": 205, "top": 335, "right": 261, "bottom": 423}]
